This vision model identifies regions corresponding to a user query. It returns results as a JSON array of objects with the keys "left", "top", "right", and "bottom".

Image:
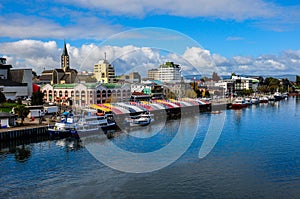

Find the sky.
[{"left": 1, "top": 0, "right": 300, "bottom": 77}]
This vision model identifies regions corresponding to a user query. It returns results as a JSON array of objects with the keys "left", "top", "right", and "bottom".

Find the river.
[{"left": 1, "top": 97, "right": 300, "bottom": 198}]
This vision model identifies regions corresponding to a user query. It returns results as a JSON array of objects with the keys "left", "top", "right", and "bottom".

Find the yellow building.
[{"left": 94, "top": 57, "right": 116, "bottom": 83}]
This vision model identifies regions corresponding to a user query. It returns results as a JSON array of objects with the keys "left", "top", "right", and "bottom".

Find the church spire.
[
  {"left": 61, "top": 39, "right": 70, "bottom": 71},
  {"left": 62, "top": 39, "right": 69, "bottom": 56}
]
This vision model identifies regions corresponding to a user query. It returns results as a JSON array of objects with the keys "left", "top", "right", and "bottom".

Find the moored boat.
[
  {"left": 125, "top": 112, "right": 154, "bottom": 126},
  {"left": 259, "top": 96, "right": 269, "bottom": 103},
  {"left": 274, "top": 91, "right": 283, "bottom": 101},
  {"left": 48, "top": 112, "right": 78, "bottom": 136},
  {"left": 231, "top": 97, "right": 248, "bottom": 109},
  {"left": 245, "top": 98, "right": 252, "bottom": 105},
  {"left": 251, "top": 97, "right": 260, "bottom": 105}
]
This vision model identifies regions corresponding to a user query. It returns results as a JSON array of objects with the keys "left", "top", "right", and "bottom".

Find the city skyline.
[{"left": 1, "top": 0, "right": 300, "bottom": 76}]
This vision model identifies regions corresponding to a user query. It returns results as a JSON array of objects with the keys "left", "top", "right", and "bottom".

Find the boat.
[
  {"left": 48, "top": 110, "right": 117, "bottom": 136},
  {"left": 251, "top": 97, "right": 260, "bottom": 105},
  {"left": 259, "top": 96, "right": 269, "bottom": 103},
  {"left": 125, "top": 112, "right": 154, "bottom": 127},
  {"left": 245, "top": 97, "right": 252, "bottom": 105},
  {"left": 231, "top": 97, "right": 248, "bottom": 109},
  {"left": 48, "top": 112, "right": 79, "bottom": 136},
  {"left": 268, "top": 95, "right": 275, "bottom": 102},
  {"left": 73, "top": 111, "right": 117, "bottom": 135},
  {"left": 274, "top": 91, "right": 283, "bottom": 101}
]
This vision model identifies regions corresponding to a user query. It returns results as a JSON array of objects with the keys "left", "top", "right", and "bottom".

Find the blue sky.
[{"left": 1, "top": 0, "right": 300, "bottom": 76}]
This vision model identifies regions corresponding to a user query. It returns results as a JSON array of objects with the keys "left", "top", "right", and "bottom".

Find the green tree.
[
  {"left": 264, "top": 77, "right": 280, "bottom": 86},
  {"left": 231, "top": 72, "right": 237, "bottom": 79},
  {"left": 14, "top": 105, "right": 30, "bottom": 125},
  {"left": 0, "top": 91, "right": 6, "bottom": 103},
  {"left": 257, "top": 85, "right": 269, "bottom": 93},
  {"left": 241, "top": 88, "right": 254, "bottom": 96}
]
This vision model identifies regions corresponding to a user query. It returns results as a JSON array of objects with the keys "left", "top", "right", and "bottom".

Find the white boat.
[
  {"left": 48, "top": 112, "right": 79, "bottom": 135},
  {"left": 274, "top": 91, "right": 283, "bottom": 101},
  {"left": 245, "top": 97, "right": 252, "bottom": 105},
  {"left": 231, "top": 97, "right": 247, "bottom": 109},
  {"left": 259, "top": 96, "right": 269, "bottom": 103},
  {"left": 48, "top": 110, "right": 117, "bottom": 136},
  {"left": 268, "top": 95, "right": 275, "bottom": 101},
  {"left": 125, "top": 112, "right": 154, "bottom": 127},
  {"left": 251, "top": 97, "right": 260, "bottom": 105},
  {"left": 74, "top": 113, "right": 117, "bottom": 135}
]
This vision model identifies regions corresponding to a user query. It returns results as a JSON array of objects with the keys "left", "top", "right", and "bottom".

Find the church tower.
[{"left": 61, "top": 40, "right": 70, "bottom": 72}]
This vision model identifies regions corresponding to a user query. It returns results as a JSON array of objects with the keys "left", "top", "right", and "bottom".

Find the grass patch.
[{"left": 0, "top": 102, "right": 17, "bottom": 113}]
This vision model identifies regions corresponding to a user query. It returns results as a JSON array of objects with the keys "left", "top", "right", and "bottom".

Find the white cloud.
[
  {"left": 56, "top": 0, "right": 278, "bottom": 20},
  {"left": 0, "top": 14, "right": 122, "bottom": 40},
  {"left": 1, "top": 40, "right": 299, "bottom": 77}
]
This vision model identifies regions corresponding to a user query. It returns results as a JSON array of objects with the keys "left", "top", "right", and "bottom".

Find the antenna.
[{"left": 104, "top": 52, "right": 107, "bottom": 61}]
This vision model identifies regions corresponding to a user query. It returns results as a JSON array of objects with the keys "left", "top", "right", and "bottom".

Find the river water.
[{"left": 1, "top": 97, "right": 300, "bottom": 198}]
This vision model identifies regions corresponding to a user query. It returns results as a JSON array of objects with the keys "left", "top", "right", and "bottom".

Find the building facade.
[
  {"left": 147, "top": 62, "right": 182, "bottom": 83},
  {"left": 94, "top": 58, "right": 116, "bottom": 83},
  {"left": 41, "top": 83, "right": 131, "bottom": 107},
  {"left": 119, "top": 72, "right": 141, "bottom": 83},
  {"left": 0, "top": 58, "right": 32, "bottom": 99}
]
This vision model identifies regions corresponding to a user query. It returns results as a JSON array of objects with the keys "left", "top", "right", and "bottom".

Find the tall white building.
[{"left": 147, "top": 62, "right": 182, "bottom": 83}]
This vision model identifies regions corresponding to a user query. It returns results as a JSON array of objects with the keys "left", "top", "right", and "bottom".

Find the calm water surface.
[{"left": 1, "top": 97, "right": 300, "bottom": 198}]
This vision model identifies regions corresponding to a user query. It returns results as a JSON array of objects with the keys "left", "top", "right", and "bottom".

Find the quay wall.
[{"left": 0, "top": 126, "right": 51, "bottom": 142}]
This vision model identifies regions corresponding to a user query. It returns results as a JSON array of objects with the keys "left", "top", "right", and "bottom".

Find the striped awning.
[
  {"left": 90, "top": 104, "right": 111, "bottom": 112},
  {"left": 103, "top": 103, "right": 130, "bottom": 114},
  {"left": 117, "top": 102, "right": 145, "bottom": 113}
]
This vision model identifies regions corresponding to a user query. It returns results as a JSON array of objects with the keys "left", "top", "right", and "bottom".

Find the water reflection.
[
  {"left": 55, "top": 137, "right": 83, "bottom": 151},
  {"left": 14, "top": 145, "right": 31, "bottom": 162}
]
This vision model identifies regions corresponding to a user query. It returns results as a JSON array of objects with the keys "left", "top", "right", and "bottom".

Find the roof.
[
  {"left": 0, "top": 112, "right": 17, "bottom": 118},
  {"left": 62, "top": 40, "right": 69, "bottom": 56},
  {"left": 39, "top": 75, "right": 52, "bottom": 81},
  {"left": 0, "top": 79, "right": 27, "bottom": 86},
  {"left": 0, "top": 64, "right": 12, "bottom": 69},
  {"left": 54, "top": 69, "right": 64, "bottom": 73},
  {"left": 42, "top": 70, "right": 54, "bottom": 74},
  {"left": 66, "top": 68, "right": 78, "bottom": 73},
  {"left": 85, "top": 83, "right": 98, "bottom": 89},
  {"left": 60, "top": 73, "right": 70, "bottom": 81},
  {"left": 102, "top": 83, "right": 122, "bottom": 89},
  {"left": 53, "top": 84, "right": 76, "bottom": 89}
]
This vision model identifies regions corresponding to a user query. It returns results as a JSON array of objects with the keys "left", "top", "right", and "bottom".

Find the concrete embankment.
[{"left": 0, "top": 125, "right": 51, "bottom": 141}]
